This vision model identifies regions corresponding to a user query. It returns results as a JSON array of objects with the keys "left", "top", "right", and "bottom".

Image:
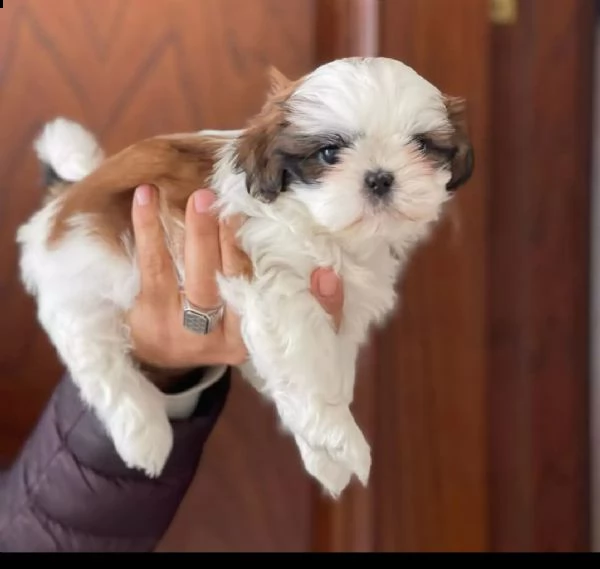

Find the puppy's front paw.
[
  {"left": 295, "top": 435, "right": 352, "bottom": 498},
  {"left": 109, "top": 406, "right": 173, "bottom": 478}
]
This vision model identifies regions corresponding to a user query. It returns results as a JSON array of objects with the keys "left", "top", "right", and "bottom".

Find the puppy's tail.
[{"left": 34, "top": 117, "right": 105, "bottom": 193}]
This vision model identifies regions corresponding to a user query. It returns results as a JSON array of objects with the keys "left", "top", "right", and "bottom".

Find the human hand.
[{"left": 127, "top": 185, "right": 344, "bottom": 382}]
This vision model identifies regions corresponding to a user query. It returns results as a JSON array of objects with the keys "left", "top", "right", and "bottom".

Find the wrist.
[{"left": 138, "top": 361, "right": 199, "bottom": 393}]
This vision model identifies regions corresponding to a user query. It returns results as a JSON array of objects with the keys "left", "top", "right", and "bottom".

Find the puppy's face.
[{"left": 234, "top": 57, "right": 474, "bottom": 233}]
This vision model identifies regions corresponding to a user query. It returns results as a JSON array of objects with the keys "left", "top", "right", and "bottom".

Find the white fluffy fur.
[{"left": 17, "top": 57, "right": 459, "bottom": 498}]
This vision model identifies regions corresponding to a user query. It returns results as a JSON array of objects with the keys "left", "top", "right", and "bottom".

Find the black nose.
[{"left": 364, "top": 169, "right": 394, "bottom": 197}]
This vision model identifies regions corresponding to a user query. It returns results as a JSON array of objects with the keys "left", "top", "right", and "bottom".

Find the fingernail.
[
  {"left": 135, "top": 185, "right": 152, "bottom": 206},
  {"left": 318, "top": 270, "right": 339, "bottom": 298},
  {"left": 194, "top": 189, "right": 216, "bottom": 213}
]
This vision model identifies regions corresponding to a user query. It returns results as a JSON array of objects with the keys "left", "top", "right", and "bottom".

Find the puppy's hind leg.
[{"left": 40, "top": 300, "right": 173, "bottom": 477}]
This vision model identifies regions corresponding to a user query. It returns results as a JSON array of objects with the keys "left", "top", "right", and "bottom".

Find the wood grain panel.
[
  {"left": 375, "top": 0, "right": 490, "bottom": 552},
  {"left": 0, "top": 0, "right": 315, "bottom": 552},
  {"left": 489, "top": 0, "right": 594, "bottom": 552}
]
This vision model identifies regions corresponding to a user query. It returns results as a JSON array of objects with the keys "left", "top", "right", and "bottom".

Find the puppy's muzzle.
[{"left": 364, "top": 169, "right": 394, "bottom": 198}]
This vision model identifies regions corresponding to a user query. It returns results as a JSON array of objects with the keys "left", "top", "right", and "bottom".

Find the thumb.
[{"left": 310, "top": 268, "right": 343, "bottom": 331}]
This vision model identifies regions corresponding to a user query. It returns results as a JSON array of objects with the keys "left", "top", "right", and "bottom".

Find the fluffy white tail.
[{"left": 34, "top": 117, "right": 104, "bottom": 185}]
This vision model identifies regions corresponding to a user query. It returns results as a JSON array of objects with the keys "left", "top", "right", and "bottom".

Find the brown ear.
[
  {"left": 233, "top": 68, "right": 295, "bottom": 203},
  {"left": 268, "top": 66, "right": 292, "bottom": 94},
  {"left": 444, "top": 96, "right": 475, "bottom": 191},
  {"left": 234, "top": 113, "right": 288, "bottom": 203}
]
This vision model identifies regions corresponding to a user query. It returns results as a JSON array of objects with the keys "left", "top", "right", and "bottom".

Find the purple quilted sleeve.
[{"left": 0, "top": 369, "right": 230, "bottom": 552}]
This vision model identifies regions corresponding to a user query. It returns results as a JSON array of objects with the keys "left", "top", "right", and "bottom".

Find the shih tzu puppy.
[{"left": 16, "top": 56, "right": 473, "bottom": 498}]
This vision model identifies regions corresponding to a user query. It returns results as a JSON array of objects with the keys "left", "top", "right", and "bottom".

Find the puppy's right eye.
[
  {"left": 318, "top": 146, "right": 341, "bottom": 165},
  {"left": 413, "top": 135, "right": 457, "bottom": 162}
]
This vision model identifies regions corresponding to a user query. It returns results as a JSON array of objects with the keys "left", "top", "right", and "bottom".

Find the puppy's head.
[{"left": 234, "top": 57, "right": 474, "bottom": 233}]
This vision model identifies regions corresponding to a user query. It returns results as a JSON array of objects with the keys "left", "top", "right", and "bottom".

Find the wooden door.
[
  {"left": 487, "top": 0, "right": 593, "bottom": 551},
  {"left": 0, "top": 0, "right": 316, "bottom": 552},
  {"left": 1, "top": 0, "right": 591, "bottom": 553}
]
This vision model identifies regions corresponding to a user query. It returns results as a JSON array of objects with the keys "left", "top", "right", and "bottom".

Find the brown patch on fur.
[
  {"left": 234, "top": 67, "right": 348, "bottom": 200},
  {"left": 46, "top": 135, "right": 226, "bottom": 254},
  {"left": 233, "top": 68, "right": 303, "bottom": 203},
  {"left": 413, "top": 96, "right": 474, "bottom": 191},
  {"left": 443, "top": 96, "right": 474, "bottom": 190}
]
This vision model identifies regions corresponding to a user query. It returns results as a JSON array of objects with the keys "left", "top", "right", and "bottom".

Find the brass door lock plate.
[{"left": 490, "top": 0, "right": 518, "bottom": 25}]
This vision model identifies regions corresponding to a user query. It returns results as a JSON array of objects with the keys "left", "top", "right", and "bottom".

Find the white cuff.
[{"left": 161, "top": 365, "right": 228, "bottom": 420}]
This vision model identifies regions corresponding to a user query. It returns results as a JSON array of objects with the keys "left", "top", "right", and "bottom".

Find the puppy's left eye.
[
  {"left": 318, "top": 145, "right": 341, "bottom": 165},
  {"left": 413, "top": 135, "right": 431, "bottom": 153}
]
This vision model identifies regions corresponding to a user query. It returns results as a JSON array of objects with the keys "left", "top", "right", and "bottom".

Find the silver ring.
[{"left": 182, "top": 296, "right": 224, "bottom": 335}]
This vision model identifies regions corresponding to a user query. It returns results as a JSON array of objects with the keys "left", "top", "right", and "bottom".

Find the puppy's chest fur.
[{"left": 234, "top": 220, "right": 399, "bottom": 329}]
